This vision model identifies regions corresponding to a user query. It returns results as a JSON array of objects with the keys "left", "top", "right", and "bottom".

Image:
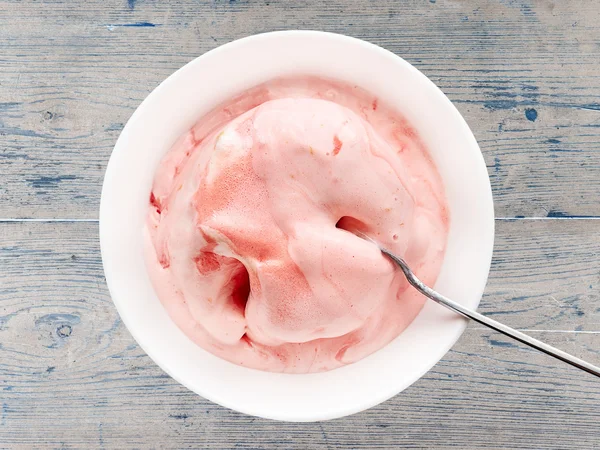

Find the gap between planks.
[
  {"left": 470, "top": 328, "right": 600, "bottom": 334},
  {"left": 2, "top": 217, "right": 600, "bottom": 223}
]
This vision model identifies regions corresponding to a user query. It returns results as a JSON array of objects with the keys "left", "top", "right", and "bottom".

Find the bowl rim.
[{"left": 100, "top": 29, "right": 495, "bottom": 422}]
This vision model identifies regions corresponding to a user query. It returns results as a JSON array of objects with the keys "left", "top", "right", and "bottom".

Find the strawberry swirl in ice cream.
[{"left": 144, "top": 77, "right": 449, "bottom": 373}]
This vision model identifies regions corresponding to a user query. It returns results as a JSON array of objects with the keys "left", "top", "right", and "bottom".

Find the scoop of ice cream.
[{"left": 145, "top": 77, "right": 449, "bottom": 373}]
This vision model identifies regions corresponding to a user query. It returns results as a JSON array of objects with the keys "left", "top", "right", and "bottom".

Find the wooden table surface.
[{"left": 2, "top": 0, "right": 600, "bottom": 448}]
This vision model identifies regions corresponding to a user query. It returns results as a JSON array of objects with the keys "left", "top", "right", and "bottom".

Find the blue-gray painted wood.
[
  {"left": 1, "top": 0, "right": 600, "bottom": 448},
  {"left": 1, "top": 221, "right": 599, "bottom": 448},
  {"left": 1, "top": 0, "right": 600, "bottom": 218}
]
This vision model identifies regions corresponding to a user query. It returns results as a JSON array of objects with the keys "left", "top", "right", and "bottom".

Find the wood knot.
[{"left": 56, "top": 325, "right": 72, "bottom": 338}]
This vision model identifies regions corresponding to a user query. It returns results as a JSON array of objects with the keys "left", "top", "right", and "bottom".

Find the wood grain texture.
[
  {"left": 1, "top": 221, "right": 599, "bottom": 449},
  {"left": 1, "top": 0, "right": 600, "bottom": 218}
]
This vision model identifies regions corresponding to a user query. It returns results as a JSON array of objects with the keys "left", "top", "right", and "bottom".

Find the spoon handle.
[{"left": 381, "top": 248, "right": 600, "bottom": 379}]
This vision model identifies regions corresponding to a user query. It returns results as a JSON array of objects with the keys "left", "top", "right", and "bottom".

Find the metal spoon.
[{"left": 380, "top": 247, "right": 600, "bottom": 378}]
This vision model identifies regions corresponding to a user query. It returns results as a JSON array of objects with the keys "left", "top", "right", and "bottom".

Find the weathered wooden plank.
[
  {"left": 1, "top": 220, "right": 599, "bottom": 448},
  {"left": 1, "top": 0, "right": 600, "bottom": 218},
  {"left": 1, "top": 329, "right": 598, "bottom": 449},
  {"left": 482, "top": 219, "right": 600, "bottom": 332}
]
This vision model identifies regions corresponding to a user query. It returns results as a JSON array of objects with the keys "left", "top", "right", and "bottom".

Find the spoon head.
[{"left": 346, "top": 228, "right": 412, "bottom": 275}]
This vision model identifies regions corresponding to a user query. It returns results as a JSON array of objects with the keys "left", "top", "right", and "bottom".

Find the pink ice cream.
[{"left": 144, "top": 77, "right": 449, "bottom": 373}]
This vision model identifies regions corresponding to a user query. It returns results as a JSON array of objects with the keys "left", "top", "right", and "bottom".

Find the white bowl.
[{"left": 100, "top": 31, "right": 494, "bottom": 422}]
